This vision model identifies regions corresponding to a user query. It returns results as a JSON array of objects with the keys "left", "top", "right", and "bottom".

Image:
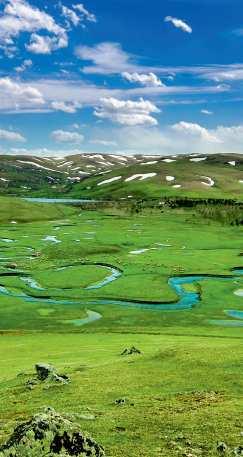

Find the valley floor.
[{"left": 0, "top": 198, "right": 242, "bottom": 455}]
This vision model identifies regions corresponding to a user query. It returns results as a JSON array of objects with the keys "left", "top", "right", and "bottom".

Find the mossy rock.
[{"left": 0, "top": 407, "right": 105, "bottom": 456}]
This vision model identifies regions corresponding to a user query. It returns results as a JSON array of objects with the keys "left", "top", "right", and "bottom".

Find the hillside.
[
  {"left": 1, "top": 153, "right": 243, "bottom": 200},
  {"left": 64, "top": 153, "right": 243, "bottom": 201}
]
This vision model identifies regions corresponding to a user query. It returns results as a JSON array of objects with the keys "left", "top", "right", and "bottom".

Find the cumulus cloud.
[
  {"left": 51, "top": 129, "right": 84, "bottom": 143},
  {"left": 51, "top": 100, "right": 82, "bottom": 113},
  {"left": 113, "top": 121, "right": 243, "bottom": 156},
  {"left": 94, "top": 97, "right": 160, "bottom": 126},
  {"left": 122, "top": 72, "right": 163, "bottom": 87},
  {"left": 76, "top": 42, "right": 136, "bottom": 75},
  {"left": 14, "top": 58, "right": 32, "bottom": 73},
  {"left": 26, "top": 33, "right": 68, "bottom": 55},
  {"left": 171, "top": 121, "right": 221, "bottom": 143},
  {"left": 73, "top": 4, "right": 97, "bottom": 23},
  {"left": 0, "top": 0, "right": 68, "bottom": 55},
  {"left": 164, "top": 16, "right": 192, "bottom": 33},
  {"left": 61, "top": 5, "right": 80, "bottom": 27},
  {"left": 61, "top": 3, "right": 96, "bottom": 28},
  {"left": 0, "top": 128, "right": 26, "bottom": 142},
  {"left": 0, "top": 77, "right": 44, "bottom": 112}
]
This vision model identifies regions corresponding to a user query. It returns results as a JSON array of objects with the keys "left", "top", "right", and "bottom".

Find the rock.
[
  {"left": 0, "top": 407, "right": 105, "bottom": 456},
  {"left": 121, "top": 346, "right": 141, "bottom": 356},
  {"left": 35, "top": 363, "right": 70, "bottom": 384},
  {"left": 32, "top": 251, "right": 41, "bottom": 258},
  {"left": 35, "top": 363, "right": 54, "bottom": 381},
  {"left": 115, "top": 398, "right": 126, "bottom": 405},
  {"left": 26, "top": 379, "right": 38, "bottom": 390},
  {"left": 234, "top": 446, "right": 243, "bottom": 455},
  {"left": 217, "top": 442, "right": 227, "bottom": 453},
  {"left": 5, "top": 263, "right": 17, "bottom": 269}
]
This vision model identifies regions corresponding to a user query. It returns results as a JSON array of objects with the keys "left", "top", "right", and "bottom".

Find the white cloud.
[
  {"left": 122, "top": 72, "right": 163, "bottom": 87},
  {"left": 73, "top": 4, "right": 97, "bottom": 23},
  {"left": 0, "top": 75, "right": 228, "bottom": 114},
  {"left": 15, "top": 58, "right": 32, "bottom": 73},
  {"left": 113, "top": 121, "right": 243, "bottom": 156},
  {"left": 76, "top": 42, "right": 136, "bottom": 75},
  {"left": 0, "top": 0, "right": 68, "bottom": 55},
  {"left": 94, "top": 97, "right": 160, "bottom": 126},
  {"left": 90, "top": 139, "right": 118, "bottom": 146},
  {"left": 164, "top": 16, "right": 192, "bottom": 33},
  {"left": 0, "top": 128, "right": 26, "bottom": 142},
  {"left": 61, "top": 5, "right": 80, "bottom": 27},
  {"left": 51, "top": 129, "right": 84, "bottom": 143},
  {"left": 0, "top": 77, "right": 44, "bottom": 112},
  {"left": 171, "top": 121, "right": 221, "bottom": 143},
  {"left": 201, "top": 109, "right": 213, "bottom": 115},
  {"left": 26, "top": 32, "right": 68, "bottom": 54},
  {"left": 51, "top": 101, "right": 82, "bottom": 113}
]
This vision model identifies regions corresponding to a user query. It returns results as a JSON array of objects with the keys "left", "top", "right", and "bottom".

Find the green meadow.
[{"left": 0, "top": 196, "right": 242, "bottom": 456}]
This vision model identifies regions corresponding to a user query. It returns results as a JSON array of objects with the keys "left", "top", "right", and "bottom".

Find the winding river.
[{"left": 0, "top": 263, "right": 243, "bottom": 326}]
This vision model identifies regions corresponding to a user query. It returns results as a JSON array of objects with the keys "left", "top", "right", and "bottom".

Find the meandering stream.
[{"left": 0, "top": 262, "right": 243, "bottom": 326}]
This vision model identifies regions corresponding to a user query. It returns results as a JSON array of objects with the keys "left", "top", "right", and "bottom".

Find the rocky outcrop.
[
  {"left": 35, "top": 363, "right": 70, "bottom": 384},
  {"left": 121, "top": 346, "right": 141, "bottom": 356},
  {"left": 0, "top": 407, "right": 105, "bottom": 456}
]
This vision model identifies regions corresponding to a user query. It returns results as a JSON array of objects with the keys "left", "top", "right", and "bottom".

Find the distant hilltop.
[{"left": 0, "top": 153, "right": 243, "bottom": 200}]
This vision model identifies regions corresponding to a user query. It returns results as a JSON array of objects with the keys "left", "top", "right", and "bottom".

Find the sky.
[{"left": 1, "top": 0, "right": 243, "bottom": 156}]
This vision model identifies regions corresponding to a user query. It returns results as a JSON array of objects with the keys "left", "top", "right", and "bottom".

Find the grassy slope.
[
  {"left": 65, "top": 157, "right": 243, "bottom": 200},
  {"left": 0, "top": 197, "right": 78, "bottom": 223},
  {"left": 0, "top": 199, "right": 243, "bottom": 455}
]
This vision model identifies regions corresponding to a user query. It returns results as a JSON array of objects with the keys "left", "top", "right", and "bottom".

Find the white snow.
[
  {"left": 42, "top": 236, "right": 61, "bottom": 244},
  {"left": 173, "top": 184, "right": 181, "bottom": 188},
  {"left": 239, "top": 180, "right": 243, "bottom": 184},
  {"left": 109, "top": 155, "right": 128, "bottom": 162},
  {"left": 163, "top": 159, "right": 176, "bottom": 163},
  {"left": 234, "top": 289, "right": 243, "bottom": 297},
  {"left": 67, "top": 176, "right": 81, "bottom": 182},
  {"left": 0, "top": 177, "right": 9, "bottom": 182},
  {"left": 166, "top": 176, "right": 175, "bottom": 182},
  {"left": 97, "top": 176, "right": 122, "bottom": 186},
  {"left": 129, "top": 249, "right": 149, "bottom": 255},
  {"left": 228, "top": 161, "right": 236, "bottom": 166},
  {"left": 190, "top": 157, "right": 207, "bottom": 162},
  {"left": 140, "top": 161, "right": 158, "bottom": 165},
  {"left": 125, "top": 173, "right": 157, "bottom": 182},
  {"left": 201, "top": 176, "right": 215, "bottom": 187},
  {"left": 17, "top": 160, "right": 61, "bottom": 173},
  {"left": 57, "top": 161, "right": 73, "bottom": 168}
]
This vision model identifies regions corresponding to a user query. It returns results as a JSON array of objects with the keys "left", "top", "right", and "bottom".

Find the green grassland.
[
  {"left": 62, "top": 156, "right": 243, "bottom": 201},
  {"left": 0, "top": 197, "right": 242, "bottom": 456}
]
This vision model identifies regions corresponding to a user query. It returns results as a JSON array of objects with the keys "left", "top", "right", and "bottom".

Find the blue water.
[
  {"left": 61, "top": 310, "right": 102, "bottom": 326},
  {"left": 85, "top": 266, "right": 122, "bottom": 290},
  {"left": 24, "top": 198, "right": 95, "bottom": 204},
  {"left": 0, "top": 261, "right": 243, "bottom": 326}
]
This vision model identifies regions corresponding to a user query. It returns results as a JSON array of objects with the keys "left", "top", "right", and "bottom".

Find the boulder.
[
  {"left": 217, "top": 442, "right": 227, "bottom": 453},
  {"left": 0, "top": 407, "right": 105, "bottom": 456},
  {"left": 121, "top": 346, "right": 141, "bottom": 356},
  {"left": 35, "top": 363, "right": 70, "bottom": 384},
  {"left": 5, "top": 263, "right": 18, "bottom": 270}
]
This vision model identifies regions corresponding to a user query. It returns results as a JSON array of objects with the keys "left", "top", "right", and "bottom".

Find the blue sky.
[{"left": 1, "top": 0, "right": 243, "bottom": 156}]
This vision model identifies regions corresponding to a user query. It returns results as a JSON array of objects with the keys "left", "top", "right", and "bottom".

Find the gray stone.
[
  {"left": 0, "top": 407, "right": 105, "bottom": 456},
  {"left": 217, "top": 442, "right": 227, "bottom": 453},
  {"left": 121, "top": 346, "right": 141, "bottom": 356},
  {"left": 35, "top": 363, "right": 70, "bottom": 384}
]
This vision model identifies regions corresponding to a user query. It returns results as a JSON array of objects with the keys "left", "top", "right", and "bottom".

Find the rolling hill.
[{"left": 1, "top": 152, "right": 243, "bottom": 200}]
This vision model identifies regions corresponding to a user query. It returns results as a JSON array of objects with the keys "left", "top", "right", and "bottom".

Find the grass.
[{"left": 0, "top": 197, "right": 243, "bottom": 455}]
